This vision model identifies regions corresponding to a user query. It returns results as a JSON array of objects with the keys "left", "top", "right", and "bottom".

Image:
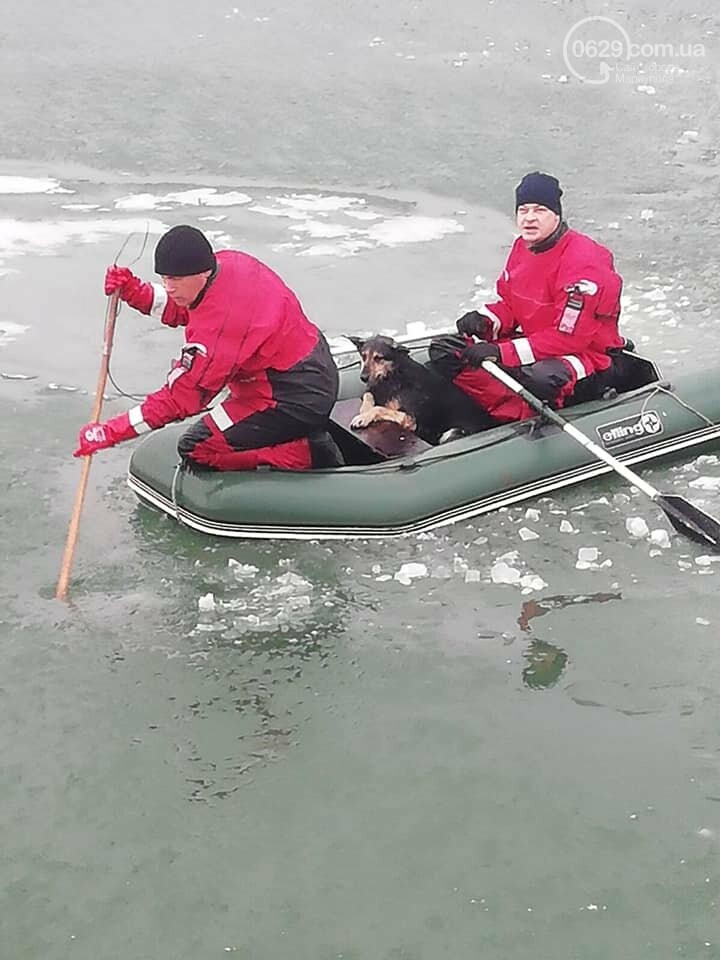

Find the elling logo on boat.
[{"left": 596, "top": 410, "right": 664, "bottom": 448}]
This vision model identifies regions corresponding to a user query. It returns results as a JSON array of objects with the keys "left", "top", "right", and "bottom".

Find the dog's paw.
[
  {"left": 351, "top": 410, "right": 376, "bottom": 429},
  {"left": 400, "top": 415, "right": 417, "bottom": 432}
]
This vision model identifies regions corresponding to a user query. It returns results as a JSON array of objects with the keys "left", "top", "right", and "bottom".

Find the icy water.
[{"left": 2, "top": 1, "right": 720, "bottom": 957}]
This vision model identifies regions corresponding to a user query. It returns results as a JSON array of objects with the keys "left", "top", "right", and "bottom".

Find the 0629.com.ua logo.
[{"left": 563, "top": 16, "right": 706, "bottom": 85}]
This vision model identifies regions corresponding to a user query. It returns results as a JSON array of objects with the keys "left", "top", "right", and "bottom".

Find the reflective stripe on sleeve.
[
  {"left": 167, "top": 366, "right": 186, "bottom": 388},
  {"left": 562, "top": 355, "right": 588, "bottom": 380},
  {"left": 128, "top": 405, "right": 152, "bottom": 434},
  {"left": 150, "top": 283, "right": 168, "bottom": 318},
  {"left": 513, "top": 338, "right": 536, "bottom": 365},
  {"left": 209, "top": 403, "right": 233, "bottom": 432}
]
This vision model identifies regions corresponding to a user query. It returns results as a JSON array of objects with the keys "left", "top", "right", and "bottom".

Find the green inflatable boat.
[{"left": 127, "top": 338, "right": 720, "bottom": 539}]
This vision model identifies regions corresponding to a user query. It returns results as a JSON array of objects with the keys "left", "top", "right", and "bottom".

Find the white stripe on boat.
[{"left": 127, "top": 422, "right": 720, "bottom": 540}]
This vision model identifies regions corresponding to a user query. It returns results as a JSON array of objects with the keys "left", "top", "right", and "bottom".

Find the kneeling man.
[{"left": 74, "top": 225, "right": 339, "bottom": 470}]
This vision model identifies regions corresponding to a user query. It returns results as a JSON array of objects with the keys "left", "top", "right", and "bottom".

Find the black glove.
[
  {"left": 456, "top": 310, "right": 491, "bottom": 339},
  {"left": 462, "top": 341, "right": 500, "bottom": 368}
]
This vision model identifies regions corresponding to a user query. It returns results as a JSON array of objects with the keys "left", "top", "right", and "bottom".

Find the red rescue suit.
[
  {"left": 117, "top": 251, "right": 338, "bottom": 470},
  {"left": 455, "top": 229, "right": 624, "bottom": 421}
]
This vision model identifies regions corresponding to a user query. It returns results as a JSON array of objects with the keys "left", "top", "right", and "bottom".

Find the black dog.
[{"left": 346, "top": 335, "right": 494, "bottom": 444}]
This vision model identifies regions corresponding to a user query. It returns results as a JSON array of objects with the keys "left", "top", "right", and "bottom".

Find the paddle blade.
[{"left": 656, "top": 494, "right": 720, "bottom": 550}]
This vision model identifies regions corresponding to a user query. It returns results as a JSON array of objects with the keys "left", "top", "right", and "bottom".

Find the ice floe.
[
  {"left": 0, "top": 322, "right": 29, "bottom": 347},
  {"left": 115, "top": 188, "right": 252, "bottom": 211},
  {"left": 0, "top": 217, "right": 168, "bottom": 259},
  {"left": 689, "top": 476, "right": 720, "bottom": 492},
  {"left": 0, "top": 176, "right": 72, "bottom": 194}
]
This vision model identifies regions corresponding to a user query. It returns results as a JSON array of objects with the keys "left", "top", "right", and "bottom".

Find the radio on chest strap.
[{"left": 558, "top": 279, "right": 596, "bottom": 334}]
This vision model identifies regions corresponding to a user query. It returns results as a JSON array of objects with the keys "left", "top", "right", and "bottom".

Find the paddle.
[
  {"left": 55, "top": 292, "right": 120, "bottom": 601},
  {"left": 481, "top": 359, "right": 720, "bottom": 550}
]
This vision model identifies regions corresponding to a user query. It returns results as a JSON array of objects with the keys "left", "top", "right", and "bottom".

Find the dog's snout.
[{"left": 360, "top": 371, "right": 369, "bottom": 383}]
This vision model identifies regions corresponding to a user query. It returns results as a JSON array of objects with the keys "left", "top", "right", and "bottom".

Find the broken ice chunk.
[
  {"left": 520, "top": 573, "right": 547, "bottom": 591},
  {"left": 518, "top": 527, "right": 540, "bottom": 541},
  {"left": 524, "top": 508, "right": 541, "bottom": 522},
  {"left": 695, "top": 555, "right": 720, "bottom": 567},
  {"left": 490, "top": 561, "right": 521, "bottom": 585},
  {"left": 228, "top": 559, "right": 259, "bottom": 579},
  {"left": 394, "top": 562, "right": 427, "bottom": 582},
  {"left": 577, "top": 547, "right": 599, "bottom": 564},
  {"left": 464, "top": 569, "right": 482, "bottom": 583},
  {"left": 559, "top": 520, "right": 574, "bottom": 534},
  {"left": 649, "top": 529, "right": 671, "bottom": 549},
  {"left": 626, "top": 517, "right": 650, "bottom": 539},
  {"left": 198, "top": 592, "right": 216, "bottom": 612}
]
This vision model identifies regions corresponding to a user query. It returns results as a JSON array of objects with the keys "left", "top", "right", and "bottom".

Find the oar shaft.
[
  {"left": 482, "top": 360, "right": 660, "bottom": 499},
  {"left": 55, "top": 456, "right": 93, "bottom": 600},
  {"left": 55, "top": 292, "right": 120, "bottom": 601}
]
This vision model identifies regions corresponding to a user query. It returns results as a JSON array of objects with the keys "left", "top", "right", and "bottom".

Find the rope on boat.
[
  {"left": 639, "top": 384, "right": 715, "bottom": 427},
  {"left": 170, "top": 460, "right": 183, "bottom": 518}
]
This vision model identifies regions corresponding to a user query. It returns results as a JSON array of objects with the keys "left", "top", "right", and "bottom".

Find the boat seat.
[{"left": 329, "top": 398, "right": 433, "bottom": 463}]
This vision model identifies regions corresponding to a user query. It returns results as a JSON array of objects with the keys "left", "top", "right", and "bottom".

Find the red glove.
[
  {"left": 73, "top": 412, "right": 137, "bottom": 457},
  {"left": 104, "top": 266, "right": 154, "bottom": 312}
]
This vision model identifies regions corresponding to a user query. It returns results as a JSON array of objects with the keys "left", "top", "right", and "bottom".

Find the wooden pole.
[{"left": 55, "top": 292, "right": 120, "bottom": 601}]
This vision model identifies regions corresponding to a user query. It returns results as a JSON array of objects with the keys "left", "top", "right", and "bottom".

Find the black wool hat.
[
  {"left": 515, "top": 172, "right": 563, "bottom": 217},
  {"left": 154, "top": 225, "right": 216, "bottom": 276}
]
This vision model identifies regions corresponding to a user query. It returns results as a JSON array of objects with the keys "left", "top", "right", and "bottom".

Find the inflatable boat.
[{"left": 127, "top": 338, "right": 720, "bottom": 539}]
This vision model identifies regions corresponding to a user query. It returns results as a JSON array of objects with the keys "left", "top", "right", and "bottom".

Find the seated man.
[
  {"left": 435, "top": 171, "right": 626, "bottom": 422},
  {"left": 74, "top": 225, "right": 340, "bottom": 470}
]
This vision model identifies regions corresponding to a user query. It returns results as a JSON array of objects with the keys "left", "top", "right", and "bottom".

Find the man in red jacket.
[
  {"left": 443, "top": 172, "right": 625, "bottom": 422},
  {"left": 74, "top": 226, "right": 340, "bottom": 470}
]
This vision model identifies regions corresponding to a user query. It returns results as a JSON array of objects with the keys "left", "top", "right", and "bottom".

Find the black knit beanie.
[
  {"left": 515, "top": 172, "right": 563, "bottom": 217},
  {"left": 154, "top": 225, "right": 216, "bottom": 276}
]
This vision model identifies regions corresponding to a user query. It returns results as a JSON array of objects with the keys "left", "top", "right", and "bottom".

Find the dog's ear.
[
  {"left": 345, "top": 335, "right": 365, "bottom": 352},
  {"left": 395, "top": 342, "right": 411, "bottom": 357}
]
